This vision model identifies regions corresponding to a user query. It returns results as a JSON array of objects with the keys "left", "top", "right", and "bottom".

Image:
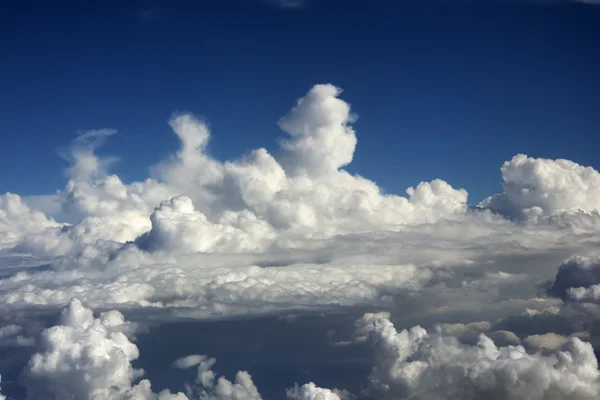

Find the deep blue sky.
[{"left": 1, "top": 0, "right": 599, "bottom": 204}]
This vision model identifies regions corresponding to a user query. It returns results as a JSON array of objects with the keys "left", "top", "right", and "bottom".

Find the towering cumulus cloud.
[
  {"left": 277, "top": 84, "right": 357, "bottom": 176},
  {"left": 1, "top": 84, "right": 600, "bottom": 399},
  {"left": 480, "top": 154, "right": 600, "bottom": 219},
  {"left": 22, "top": 299, "right": 169, "bottom": 399}
]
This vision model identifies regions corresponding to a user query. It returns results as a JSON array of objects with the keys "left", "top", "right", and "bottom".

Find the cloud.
[
  {"left": 550, "top": 255, "right": 600, "bottom": 301},
  {"left": 479, "top": 154, "right": 600, "bottom": 219},
  {"left": 172, "top": 355, "right": 207, "bottom": 370},
  {"left": 0, "top": 193, "right": 61, "bottom": 250},
  {"left": 180, "top": 356, "right": 262, "bottom": 400},
  {"left": 355, "top": 312, "right": 600, "bottom": 400},
  {"left": 1, "top": 83, "right": 600, "bottom": 398},
  {"left": 277, "top": 84, "right": 356, "bottom": 177},
  {"left": 22, "top": 299, "right": 150, "bottom": 399},
  {"left": 1, "top": 84, "right": 475, "bottom": 261},
  {"left": 18, "top": 300, "right": 274, "bottom": 400},
  {"left": 286, "top": 383, "right": 341, "bottom": 400},
  {"left": 60, "top": 129, "right": 118, "bottom": 182},
  {"left": 522, "top": 332, "right": 569, "bottom": 352},
  {"left": 0, "top": 106, "right": 597, "bottom": 328},
  {"left": 135, "top": 196, "right": 275, "bottom": 253},
  {"left": 9, "top": 300, "right": 600, "bottom": 400}
]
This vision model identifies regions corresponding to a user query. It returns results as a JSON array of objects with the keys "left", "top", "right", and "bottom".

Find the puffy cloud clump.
[
  {"left": 356, "top": 312, "right": 600, "bottom": 400},
  {"left": 21, "top": 299, "right": 188, "bottom": 400},
  {"left": 60, "top": 126, "right": 174, "bottom": 226},
  {"left": 136, "top": 196, "right": 275, "bottom": 253},
  {"left": 0, "top": 193, "right": 61, "bottom": 250},
  {"left": 14, "top": 300, "right": 273, "bottom": 400},
  {"left": 151, "top": 114, "right": 224, "bottom": 212},
  {"left": 23, "top": 298, "right": 143, "bottom": 399},
  {"left": 286, "top": 382, "right": 341, "bottom": 400},
  {"left": 0, "top": 324, "right": 34, "bottom": 347},
  {"left": 480, "top": 154, "right": 600, "bottom": 219},
  {"left": 171, "top": 354, "right": 345, "bottom": 400},
  {"left": 550, "top": 255, "right": 600, "bottom": 302},
  {"left": 146, "top": 84, "right": 469, "bottom": 239},
  {"left": 9, "top": 133, "right": 174, "bottom": 257},
  {"left": 2, "top": 84, "right": 472, "bottom": 260},
  {"left": 172, "top": 355, "right": 262, "bottom": 400},
  {"left": 277, "top": 84, "right": 357, "bottom": 177},
  {"left": 2, "top": 83, "right": 600, "bottom": 399}
]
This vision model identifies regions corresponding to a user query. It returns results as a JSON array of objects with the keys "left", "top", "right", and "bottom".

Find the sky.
[
  {"left": 2, "top": 1, "right": 600, "bottom": 400},
  {"left": 1, "top": 0, "right": 599, "bottom": 203}
]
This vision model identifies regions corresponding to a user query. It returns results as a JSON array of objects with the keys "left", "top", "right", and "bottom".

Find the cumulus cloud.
[
  {"left": 22, "top": 298, "right": 143, "bottom": 399},
  {"left": 0, "top": 324, "right": 34, "bottom": 348},
  {"left": 0, "top": 84, "right": 596, "bottom": 328},
  {"left": 1, "top": 83, "right": 600, "bottom": 399},
  {"left": 135, "top": 196, "right": 274, "bottom": 253},
  {"left": 180, "top": 356, "right": 262, "bottom": 400},
  {"left": 15, "top": 84, "right": 472, "bottom": 260},
  {"left": 356, "top": 312, "right": 600, "bottom": 400},
  {"left": 13, "top": 300, "right": 272, "bottom": 400},
  {"left": 286, "top": 383, "right": 341, "bottom": 400},
  {"left": 0, "top": 193, "right": 61, "bottom": 249},
  {"left": 60, "top": 128, "right": 119, "bottom": 182},
  {"left": 480, "top": 154, "right": 600, "bottom": 218},
  {"left": 550, "top": 255, "right": 600, "bottom": 301},
  {"left": 277, "top": 84, "right": 356, "bottom": 177},
  {"left": 28, "top": 301, "right": 597, "bottom": 400},
  {"left": 0, "top": 83, "right": 490, "bottom": 319}
]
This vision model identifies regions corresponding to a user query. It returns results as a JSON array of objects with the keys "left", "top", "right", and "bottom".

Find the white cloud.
[
  {"left": 182, "top": 356, "right": 262, "bottom": 400},
  {"left": 356, "top": 313, "right": 600, "bottom": 400},
  {"left": 0, "top": 193, "right": 61, "bottom": 249},
  {"left": 277, "top": 84, "right": 356, "bottom": 177},
  {"left": 480, "top": 154, "right": 600, "bottom": 218},
  {"left": 1, "top": 83, "right": 600, "bottom": 398},
  {"left": 23, "top": 298, "right": 145, "bottom": 399},
  {"left": 136, "top": 196, "right": 275, "bottom": 253},
  {"left": 0, "top": 243, "right": 433, "bottom": 315},
  {"left": 0, "top": 324, "right": 34, "bottom": 347},
  {"left": 17, "top": 300, "right": 273, "bottom": 400},
  {"left": 172, "top": 355, "right": 207, "bottom": 370},
  {"left": 60, "top": 128, "right": 119, "bottom": 182},
  {"left": 286, "top": 383, "right": 341, "bottom": 400}
]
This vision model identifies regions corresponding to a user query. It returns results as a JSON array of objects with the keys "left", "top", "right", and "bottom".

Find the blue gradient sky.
[{"left": 1, "top": 0, "right": 599, "bottom": 204}]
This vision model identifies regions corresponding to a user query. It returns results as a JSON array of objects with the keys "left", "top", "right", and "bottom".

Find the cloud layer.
[{"left": 1, "top": 83, "right": 600, "bottom": 398}]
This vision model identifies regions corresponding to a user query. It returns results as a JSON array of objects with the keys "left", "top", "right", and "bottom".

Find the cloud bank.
[{"left": 1, "top": 83, "right": 600, "bottom": 398}]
